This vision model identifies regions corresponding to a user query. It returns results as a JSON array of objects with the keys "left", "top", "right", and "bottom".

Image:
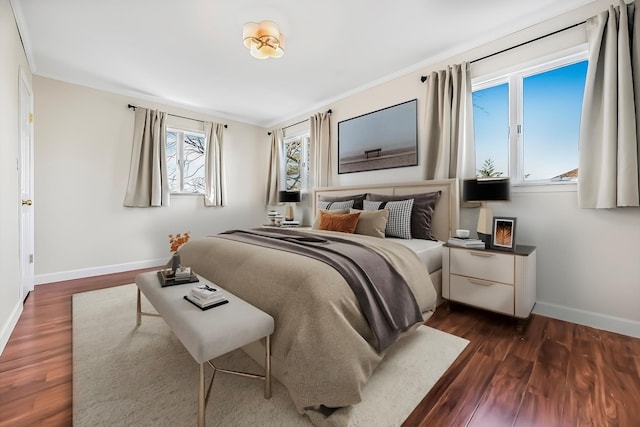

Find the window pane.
[
  {"left": 166, "top": 131, "right": 178, "bottom": 192},
  {"left": 182, "top": 133, "right": 205, "bottom": 193},
  {"left": 473, "top": 83, "right": 509, "bottom": 177},
  {"left": 523, "top": 60, "right": 587, "bottom": 181},
  {"left": 285, "top": 138, "right": 302, "bottom": 191}
]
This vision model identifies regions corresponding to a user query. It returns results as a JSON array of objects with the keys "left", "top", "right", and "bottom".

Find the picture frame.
[
  {"left": 337, "top": 99, "right": 418, "bottom": 174},
  {"left": 490, "top": 217, "right": 517, "bottom": 252}
]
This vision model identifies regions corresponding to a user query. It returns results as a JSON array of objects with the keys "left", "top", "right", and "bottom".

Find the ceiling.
[{"left": 11, "top": 0, "right": 595, "bottom": 128}]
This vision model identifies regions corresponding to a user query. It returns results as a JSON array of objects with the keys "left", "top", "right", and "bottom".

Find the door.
[{"left": 19, "top": 69, "right": 34, "bottom": 300}]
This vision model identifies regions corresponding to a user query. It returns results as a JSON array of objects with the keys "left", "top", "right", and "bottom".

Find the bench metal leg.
[
  {"left": 135, "top": 287, "right": 161, "bottom": 325},
  {"left": 194, "top": 335, "right": 272, "bottom": 426},
  {"left": 198, "top": 363, "right": 205, "bottom": 427},
  {"left": 136, "top": 288, "right": 141, "bottom": 326},
  {"left": 265, "top": 335, "right": 271, "bottom": 399}
]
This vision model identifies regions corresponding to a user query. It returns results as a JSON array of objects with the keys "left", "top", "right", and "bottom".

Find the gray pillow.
[{"left": 367, "top": 191, "right": 441, "bottom": 240}]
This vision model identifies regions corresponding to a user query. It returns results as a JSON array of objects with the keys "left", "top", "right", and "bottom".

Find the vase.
[{"left": 170, "top": 253, "right": 181, "bottom": 273}]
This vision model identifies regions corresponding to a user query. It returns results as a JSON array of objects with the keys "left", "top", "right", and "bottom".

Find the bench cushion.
[{"left": 136, "top": 271, "right": 274, "bottom": 364}]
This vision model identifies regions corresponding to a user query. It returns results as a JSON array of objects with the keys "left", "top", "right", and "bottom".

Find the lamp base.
[
  {"left": 284, "top": 204, "right": 294, "bottom": 221},
  {"left": 477, "top": 204, "right": 493, "bottom": 248},
  {"left": 477, "top": 232, "right": 491, "bottom": 249}
]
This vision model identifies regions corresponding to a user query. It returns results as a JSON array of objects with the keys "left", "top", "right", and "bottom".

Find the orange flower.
[{"left": 169, "top": 231, "right": 191, "bottom": 253}]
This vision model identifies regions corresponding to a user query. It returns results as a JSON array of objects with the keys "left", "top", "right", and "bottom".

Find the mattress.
[{"left": 386, "top": 238, "right": 444, "bottom": 273}]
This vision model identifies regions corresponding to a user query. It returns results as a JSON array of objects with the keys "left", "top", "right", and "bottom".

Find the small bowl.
[{"left": 456, "top": 229, "right": 470, "bottom": 238}]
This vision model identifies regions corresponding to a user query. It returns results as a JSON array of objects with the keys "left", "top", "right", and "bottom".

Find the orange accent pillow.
[{"left": 318, "top": 210, "right": 361, "bottom": 233}]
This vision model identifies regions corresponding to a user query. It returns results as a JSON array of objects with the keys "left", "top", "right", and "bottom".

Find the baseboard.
[
  {"left": 533, "top": 301, "right": 640, "bottom": 339},
  {"left": 0, "top": 300, "right": 23, "bottom": 356},
  {"left": 35, "top": 258, "right": 166, "bottom": 285}
]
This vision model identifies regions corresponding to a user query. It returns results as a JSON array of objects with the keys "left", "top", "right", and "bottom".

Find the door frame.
[{"left": 18, "top": 67, "right": 34, "bottom": 300}]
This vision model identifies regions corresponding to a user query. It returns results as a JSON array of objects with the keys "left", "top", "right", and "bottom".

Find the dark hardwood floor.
[{"left": 1, "top": 271, "right": 639, "bottom": 426}]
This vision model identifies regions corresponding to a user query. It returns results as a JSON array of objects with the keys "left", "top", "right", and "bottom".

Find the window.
[
  {"left": 282, "top": 133, "right": 310, "bottom": 191},
  {"left": 472, "top": 50, "right": 588, "bottom": 185},
  {"left": 166, "top": 128, "right": 206, "bottom": 193}
]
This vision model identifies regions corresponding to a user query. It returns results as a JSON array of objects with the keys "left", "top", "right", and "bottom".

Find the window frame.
[
  {"left": 471, "top": 44, "right": 588, "bottom": 189},
  {"left": 166, "top": 126, "right": 207, "bottom": 195}
]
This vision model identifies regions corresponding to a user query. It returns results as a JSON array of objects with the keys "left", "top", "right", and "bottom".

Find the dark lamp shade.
[
  {"left": 463, "top": 178, "right": 511, "bottom": 202},
  {"left": 278, "top": 190, "right": 301, "bottom": 203}
]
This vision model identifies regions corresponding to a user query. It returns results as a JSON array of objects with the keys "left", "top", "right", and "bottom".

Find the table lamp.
[
  {"left": 278, "top": 190, "right": 301, "bottom": 221},
  {"left": 462, "top": 178, "right": 510, "bottom": 247}
]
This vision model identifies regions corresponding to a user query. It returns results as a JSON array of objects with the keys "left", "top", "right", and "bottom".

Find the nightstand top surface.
[{"left": 445, "top": 243, "right": 536, "bottom": 256}]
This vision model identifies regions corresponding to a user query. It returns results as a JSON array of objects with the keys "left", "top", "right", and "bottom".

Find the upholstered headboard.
[{"left": 312, "top": 179, "right": 460, "bottom": 242}]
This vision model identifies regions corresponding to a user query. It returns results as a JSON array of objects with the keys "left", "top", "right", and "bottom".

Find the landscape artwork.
[{"left": 338, "top": 99, "right": 418, "bottom": 174}]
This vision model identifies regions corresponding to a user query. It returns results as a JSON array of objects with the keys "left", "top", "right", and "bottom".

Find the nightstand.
[{"left": 442, "top": 244, "right": 536, "bottom": 332}]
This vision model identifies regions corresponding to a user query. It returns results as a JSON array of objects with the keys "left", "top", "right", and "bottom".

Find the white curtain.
[
  {"left": 123, "top": 108, "right": 169, "bottom": 207},
  {"left": 578, "top": 0, "right": 639, "bottom": 208},
  {"left": 424, "top": 62, "right": 476, "bottom": 180},
  {"left": 266, "top": 129, "right": 283, "bottom": 206},
  {"left": 310, "top": 111, "right": 332, "bottom": 188},
  {"left": 203, "top": 122, "right": 226, "bottom": 207}
]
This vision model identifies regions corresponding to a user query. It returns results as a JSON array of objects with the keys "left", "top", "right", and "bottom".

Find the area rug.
[{"left": 73, "top": 284, "right": 468, "bottom": 426}]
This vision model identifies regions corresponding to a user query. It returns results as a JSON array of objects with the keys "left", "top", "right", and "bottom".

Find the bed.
[
  {"left": 313, "top": 179, "right": 459, "bottom": 304},
  {"left": 178, "top": 179, "right": 459, "bottom": 425}
]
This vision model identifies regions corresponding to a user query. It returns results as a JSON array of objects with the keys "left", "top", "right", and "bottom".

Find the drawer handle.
[
  {"left": 469, "top": 279, "right": 493, "bottom": 287},
  {"left": 469, "top": 251, "right": 494, "bottom": 257}
]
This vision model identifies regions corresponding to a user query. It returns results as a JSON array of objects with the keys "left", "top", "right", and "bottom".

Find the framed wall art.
[
  {"left": 337, "top": 99, "right": 418, "bottom": 174},
  {"left": 491, "top": 216, "right": 517, "bottom": 251}
]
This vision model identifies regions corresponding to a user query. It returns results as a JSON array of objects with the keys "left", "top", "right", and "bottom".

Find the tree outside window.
[
  {"left": 472, "top": 53, "right": 587, "bottom": 185},
  {"left": 283, "top": 134, "right": 309, "bottom": 191},
  {"left": 167, "top": 128, "right": 206, "bottom": 193}
]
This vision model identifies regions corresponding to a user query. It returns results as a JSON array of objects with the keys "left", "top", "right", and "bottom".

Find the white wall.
[
  {"left": 485, "top": 189, "right": 640, "bottom": 338},
  {"left": 33, "top": 77, "right": 270, "bottom": 283},
  {"left": 0, "top": 0, "right": 31, "bottom": 353},
  {"left": 273, "top": 0, "right": 640, "bottom": 337}
]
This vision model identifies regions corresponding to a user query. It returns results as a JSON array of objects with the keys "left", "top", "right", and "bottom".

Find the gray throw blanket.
[{"left": 219, "top": 228, "right": 423, "bottom": 352}]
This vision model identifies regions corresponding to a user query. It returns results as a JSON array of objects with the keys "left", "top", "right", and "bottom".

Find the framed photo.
[{"left": 491, "top": 217, "right": 517, "bottom": 252}]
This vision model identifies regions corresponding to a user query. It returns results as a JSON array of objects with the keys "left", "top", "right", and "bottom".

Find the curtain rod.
[
  {"left": 268, "top": 109, "right": 332, "bottom": 136},
  {"left": 419, "top": 20, "right": 586, "bottom": 83},
  {"left": 127, "top": 104, "right": 227, "bottom": 128}
]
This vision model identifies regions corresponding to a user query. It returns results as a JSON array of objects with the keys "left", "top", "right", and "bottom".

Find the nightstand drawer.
[
  {"left": 450, "top": 274, "right": 514, "bottom": 315},
  {"left": 450, "top": 249, "right": 514, "bottom": 284}
]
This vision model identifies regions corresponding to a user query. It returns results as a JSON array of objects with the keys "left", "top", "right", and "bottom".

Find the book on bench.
[
  {"left": 184, "top": 294, "right": 228, "bottom": 310},
  {"left": 184, "top": 283, "right": 229, "bottom": 310}
]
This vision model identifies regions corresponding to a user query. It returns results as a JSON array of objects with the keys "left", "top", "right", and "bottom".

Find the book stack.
[
  {"left": 281, "top": 220, "right": 300, "bottom": 227},
  {"left": 158, "top": 267, "right": 199, "bottom": 287},
  {"left": 184, "top": 283, "right": 229, "bottom": 310},
  {"left": 447, "top": 237, "right": 486, "bottom": 249},
  {"left": 174, "top": 266, "right": 192, "bottom": 281}
]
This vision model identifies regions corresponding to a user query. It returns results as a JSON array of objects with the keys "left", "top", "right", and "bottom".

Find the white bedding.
[{"left": 386, "top": 238, "right": 444, "bottom": 273}]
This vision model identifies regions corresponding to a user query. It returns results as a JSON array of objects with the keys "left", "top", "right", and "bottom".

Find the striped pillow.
[
  {"left": 317, "top": 200, "right": 355, "bottom": 210},
  {"left": 363, "top": 199, "right": 414, "bottom": 239}
]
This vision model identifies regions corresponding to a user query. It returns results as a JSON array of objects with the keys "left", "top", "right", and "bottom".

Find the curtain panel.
[
  {"left": 123, "top": 108, "right": 169, "bottom": 207},
  {"left": 204, "top": 122, "right": 226, "bottom": 207},
  {"left": 266, "top": 129, "right": 283, "bottom": 206},
  {"left": 579, "top": 0, "right": 639, "bottom": 208},
  {"left": 310, "top": 111, "right": 331, "bottom": 189},
  {"left": 423, "top": 62, "right": 476, "bottom": 180}
]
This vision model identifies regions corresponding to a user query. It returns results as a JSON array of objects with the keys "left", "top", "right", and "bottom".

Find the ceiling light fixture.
[{"left": 242, "top": 20, "right": 285, "bottom": 59}]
